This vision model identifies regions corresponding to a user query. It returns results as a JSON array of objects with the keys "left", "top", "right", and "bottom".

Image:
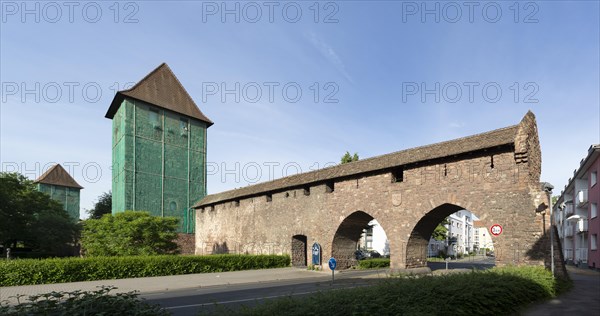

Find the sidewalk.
[
  {"left": 0, "top": 267, "right": 332, "bottom": 305},
  {"left": 525, "top": 265, "right": 600, "bottom": 315}
]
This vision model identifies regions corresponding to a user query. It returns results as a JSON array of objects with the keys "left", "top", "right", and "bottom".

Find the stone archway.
[
  {"left": 291, "top": 235, "right": 307, "bottom": 267},
  {"left": 331, "top": 211, "right": 375, "bottom": 269},
  {"left": 405, "top": 203, "right": 495, "bottom": 268}
]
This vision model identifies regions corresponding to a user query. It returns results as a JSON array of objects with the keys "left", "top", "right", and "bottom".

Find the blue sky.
[{"left": 1, "top": 1, "right": 599, "bottom": 218}]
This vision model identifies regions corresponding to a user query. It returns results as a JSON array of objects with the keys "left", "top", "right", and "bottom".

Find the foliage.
[
  {"left": 212, "top": 266, "right": 569, "bottom": 316},
  {"left": 340, "top": 151, "right": 359, "bottom": 164},
  {"left": 357, "top": 258, "right": 390, "bottom": 269},
  {"left": 0, "top": 286, "right": 169, "bottom": 316},
  {"left": 86, "top": 191, "right": 112, "bottom": 219},
  {"left": 81, "top": 211, "right": 179, "bottom": 256},
  {"left": 0, "top": 172, "right": 79, "bottom": 256},
  {"left": 0, "top": 254, "right": 291, "bottom": 286},
  {"left": 431, "top": 217, "right": 450, "bottom": 241}
]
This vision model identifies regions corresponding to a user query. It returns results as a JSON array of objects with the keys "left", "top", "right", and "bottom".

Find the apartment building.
[{"left": 554, "top": 145, "right": 600, "bottom": 269}]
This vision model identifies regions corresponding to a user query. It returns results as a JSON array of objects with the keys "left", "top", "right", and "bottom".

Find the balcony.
[
  {"left": 565, "top": 204, "right": 574, "bottom": 216},
  {"left": 565, "top": 225, "right": 574, "bottom": 237},
  {"left": 576, "top": 219, "right": 588, "bottom": 233},
  {"left": 577, "top": 190, "right": 589, "bottom": 207}
]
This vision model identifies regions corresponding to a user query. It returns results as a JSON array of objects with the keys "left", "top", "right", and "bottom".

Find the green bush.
[
  {"left": 0, "top": 254, "right": 290, "bottom": 286},
  {"left": 212, "top": 266, "right": 569, "bottom": 315},
  {"left": 0, "top": 286, "right": 168, "bottom": 316},
  {"left": 81, "top": 211, "right": 179, "bottom": 256},
  {"left": 357, "top": 258, "right": 390, "bottom": 269}
]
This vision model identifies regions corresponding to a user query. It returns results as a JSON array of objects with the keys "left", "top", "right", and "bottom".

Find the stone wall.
[
  {"left": 196, "top": 113, "right": 563, "bottom": 272},
  {"left": 175, "top": 233, "right": 195, "bottom": 255}
]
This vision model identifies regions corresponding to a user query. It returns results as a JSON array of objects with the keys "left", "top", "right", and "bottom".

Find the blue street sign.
[
  {"left": 312, "top": 243, "right": 321, "bottom": 265},
  {"left": 328, "top": 257, "right": 337, "bottom": 270}
]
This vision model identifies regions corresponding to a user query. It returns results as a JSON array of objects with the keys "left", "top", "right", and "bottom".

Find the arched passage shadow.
[{"left": 331, "top": 211, "right": 375, "bottom": 269}]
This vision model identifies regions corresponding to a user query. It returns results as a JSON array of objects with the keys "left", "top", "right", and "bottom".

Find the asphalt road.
[
  {"left": 428, "top": 256, "right": 496, "bottom": 271},
  {"left": 144, "top": 259, "right": 496, "bottom": 315},
  {"left": 144, "top": 269, "right": 389, "bottom": 316}
]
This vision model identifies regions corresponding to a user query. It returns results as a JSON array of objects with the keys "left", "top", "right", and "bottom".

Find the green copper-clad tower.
[
  {"left": 34, "top": 164, "right": 83, "bottom": 221},
  {"left": 105, "top": 63, "right": 213, "bottom": 233}
]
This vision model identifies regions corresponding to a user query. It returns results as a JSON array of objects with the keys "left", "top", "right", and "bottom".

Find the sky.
[{"left": 1, "top": 0, "right": 599, "bottom": 219}]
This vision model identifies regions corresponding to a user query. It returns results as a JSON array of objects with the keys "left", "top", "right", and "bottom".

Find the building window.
[
  {"left": 149, "top": 109, "right": 160, "bottom": 127},
  {"left": 325, "top": 181, "right": 334, "bottom": 193},
  {"left": 180, "top": 118, "right": 189, "bottom": 134},
  {"left": 266, "top": 194, "right": 272, "bottom": 202},
  {"left": 592, "top": 234, "right": 598, "bottom": 250},
  {"left": 592, "top": 171, "right": 597, "bottom": 187},
  {"left": 234, "top": 200, "right": 240, "bottom": 207},
  {"left": 391, "top": 167, "right": 404, "bottom": 183},
  {"left": 592, "top": 203, "right": 598, "bottom": 219},
  {"left": 303, "top": 186, "right": 310, "bottom": 196}
]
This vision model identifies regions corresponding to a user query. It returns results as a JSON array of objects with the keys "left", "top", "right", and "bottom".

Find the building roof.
[
  {"left": 34, "top": 164, "right": 83, "bottom": 189},
  {"left": 194, "top": 112, "right": 536, "bottom": 208},
  {"left": 105, "top": 63, "right": 213, "bottom": 126}
]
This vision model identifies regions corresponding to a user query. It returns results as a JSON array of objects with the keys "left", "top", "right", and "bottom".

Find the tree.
[
  {"left": 431, "top": 217, "right": 450, "bottom": 241},
  {"left": 0, "top": 172, "right": 79, "bottom": 255},
  {"left": 551, "top": 195, "right": 559, "bottom": 206},
  {"left": 341, "top": 151, "right": 359, "bottom": 164},
  {"left": 81, "top": 211, "right": 179, "bottom": 256},
  {"left": 87, "top": 191, "right": 112, "bottom": 219}
]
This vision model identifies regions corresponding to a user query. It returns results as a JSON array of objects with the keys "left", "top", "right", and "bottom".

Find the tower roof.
[
  {"left": 105, "top": 63, "right": 213, "bottom": 126},
  {"left": 34, "top": 164, "right": 83, "bottom": 189}
]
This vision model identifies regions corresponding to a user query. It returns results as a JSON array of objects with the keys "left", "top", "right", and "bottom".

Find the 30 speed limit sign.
[{"left": 490, "top": 224, "right": 503, "bottom": 236}]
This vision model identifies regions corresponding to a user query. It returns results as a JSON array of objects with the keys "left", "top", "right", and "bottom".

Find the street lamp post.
[{"left": 542, "top": 182, "right": 555, "bottom": 277}]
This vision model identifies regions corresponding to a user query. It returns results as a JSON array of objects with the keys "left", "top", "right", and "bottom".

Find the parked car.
[
  {"left": 369, "top": 250, "right": 381, "bottom": 258},
  {"left": 354, "top": 249, "right": 368, "bottom": 260}
]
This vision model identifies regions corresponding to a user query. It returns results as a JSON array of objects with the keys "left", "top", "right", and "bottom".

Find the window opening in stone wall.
[
  {"left": 325, "top": 181, "right": 334, "bottom": 193},
  {"left": 392, "top": 167, "right": 404, "bottom": 183},
  {"left": 304, "top": 186, "right": 310, "bottom": 196}
]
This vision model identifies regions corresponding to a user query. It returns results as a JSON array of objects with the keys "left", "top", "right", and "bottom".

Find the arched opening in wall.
[
  {"left": 406, "top": 203, "right": 495, "bottom": 270},
  {"left": 332, "top": 211, "right": 390, "bottom": 269},
  {"left": 291, "top": 235, "right": 307, "bottom": 267}
]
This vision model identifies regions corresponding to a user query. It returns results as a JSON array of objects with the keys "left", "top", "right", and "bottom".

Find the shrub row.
[
  {"left": 357, "top": 258, "right": 390, "bottom": 269},
  {"left": 0, "top": 254, "right": 290, "bottom": 286},
  {"left": 214, "top": 266, "right": 569, "bottom": 315}
]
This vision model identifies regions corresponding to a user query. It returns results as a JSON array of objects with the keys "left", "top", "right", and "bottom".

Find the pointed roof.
[
  {"left": 105, "top": 63, "right": 213, "bottom": 126},
  {"left": 34, "top": 164, "right": 83, "bottom": 189}
]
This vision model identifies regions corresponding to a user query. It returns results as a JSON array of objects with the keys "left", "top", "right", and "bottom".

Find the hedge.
[
  {"left": 0, "top": 254, "right": 290, "bottom": 286},
  {"left": 357, "top": 258, "right": 390, "bottom": 269},
  {"left": 213, "top": 266, "right": 571, "bottom": 315}
]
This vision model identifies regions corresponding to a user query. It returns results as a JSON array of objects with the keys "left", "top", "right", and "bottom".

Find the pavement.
[
  {"left": 0, "top": 267, "right": 386, "bottom": 305},
  {"left": 524, "top": 265, "right": 600, "bottom": 316}
]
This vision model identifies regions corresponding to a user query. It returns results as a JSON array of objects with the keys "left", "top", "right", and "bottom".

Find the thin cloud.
[{"left": 305, "top": 31, "right": 353, "bottom": 83}]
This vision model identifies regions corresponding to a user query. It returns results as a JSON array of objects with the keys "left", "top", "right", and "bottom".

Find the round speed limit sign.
[{"left": 490, "top": 224, "right": 503, "bottom": 236}]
